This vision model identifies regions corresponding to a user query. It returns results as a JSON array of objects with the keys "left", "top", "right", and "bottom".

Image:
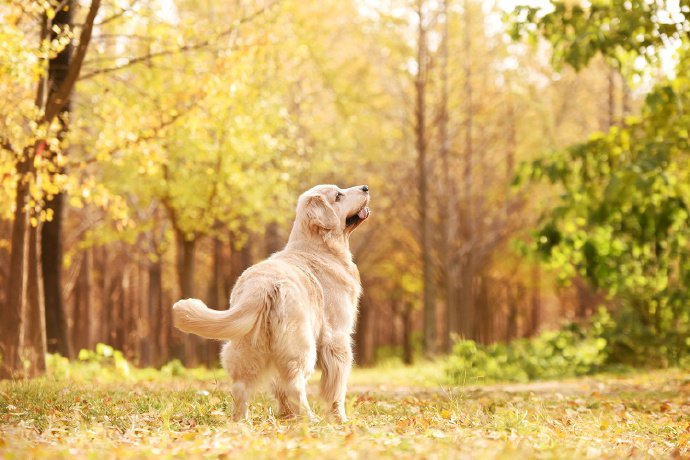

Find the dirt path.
[{"left": 348, "top": 369, "right": 687, "bottom": 398}]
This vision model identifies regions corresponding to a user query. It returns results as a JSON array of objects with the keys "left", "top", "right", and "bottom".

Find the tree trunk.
[
  {"left": 229, "top": 233, "right": 253, "bottom": 288},
  {"left": 122, "top": 258, "right": 138, "bottom": 360},
  {"left": 1, "top": 152, "right": 31, "bottom": 379},
  {"left": 529, "top": 264, "right": 541, "bottom": 336},
  {"left": 458, "top": 0, "right": 475, "bottom": 341},
  {"left": 42, "top": 192, "right": 72, "bottom": 358},
  {"left": 175, "top": 231, "right": 200, "bottom": 366},
  {"left": 475, "top": 276, "right": 490, "bottom": 344},
  {"left": 145, "top": 260, "right": 162, "bottom": 367},
  {"left": 505, "top": 283, "right": 518, "bottom": 343},
  {"left": 73, "top": 250, "right": 93, "bottom": 353},
  {"left": 205, "top": 237, "right": 226, "bottom": 367},
  {"left": 265, "top": 221, "right": 283, "bottom": 257},
  {"left": 177, "top": 234, "right": 197, "bottom": 299},
  {"left": 458, "top": 258, "right": 474, "bottom": 339},
  {"left": 42, "top": 0, "right": 73, "bottom": 360},
  {"left": 621, "top": 71, "right": 631, "bottom": 118},
  {"left": 402, "top": 302, "right": 413, "bottom": 365},
  {"left": 415, "top": 0, "right": 436, "bottom": 356},
  {"left": 113, "top": 265, "right": 128, "bottom": 352},
  {"left": 439, "top": 0, "right": 458, "bottom": 353},
  {"left": 99, "top": 246, "right": 111, "bottom": 345},
  {"left": 354, "top": 290, "right": 374, "bottom": 366},
  {"left": 24, "top": 224, "right": 47, "bottom": 377},
  {"left": 2, "top": 0, "right": 100, "bottom": 379},
  {"left": 607, "top": 66, "right": 615, "bottom": 129}
]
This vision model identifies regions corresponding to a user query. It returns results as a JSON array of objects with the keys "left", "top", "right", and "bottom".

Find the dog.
[{"left": 172, "top": 184, "right": 370, "bottom": 422}]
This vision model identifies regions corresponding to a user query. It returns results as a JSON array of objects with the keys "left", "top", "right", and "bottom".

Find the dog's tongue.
[{"left": 358, "top": 207, "right": 370, "bottom": 220}]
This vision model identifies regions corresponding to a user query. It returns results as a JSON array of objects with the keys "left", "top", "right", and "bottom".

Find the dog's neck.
[{"left": 286, "top": 219, "right": 353, "bottom": 263}]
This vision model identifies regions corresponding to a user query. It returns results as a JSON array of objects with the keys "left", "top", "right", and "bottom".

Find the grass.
[{"left": 1, "top": 357, "right": 689, "bottom": 459}]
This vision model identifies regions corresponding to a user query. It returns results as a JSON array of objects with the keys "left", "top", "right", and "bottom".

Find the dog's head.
[{"left": 292, "top": 184, "right": 370, "bottom": 248}]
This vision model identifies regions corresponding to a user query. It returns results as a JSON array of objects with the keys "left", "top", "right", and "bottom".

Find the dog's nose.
[{"left": 361, "top": 185, "right": 369, "bottom": 193}]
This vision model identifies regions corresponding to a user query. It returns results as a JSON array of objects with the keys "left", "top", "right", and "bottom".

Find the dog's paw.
[{"left": 332, "top": 413, "right": 348, "bottom": 423}]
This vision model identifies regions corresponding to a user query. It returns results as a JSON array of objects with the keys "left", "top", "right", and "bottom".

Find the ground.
[{"left": 1, "top": 358, "right": 688, "bottom": 459}]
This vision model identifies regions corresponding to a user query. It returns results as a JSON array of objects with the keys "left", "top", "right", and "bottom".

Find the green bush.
[
  {"left": 160, "top": 359, "right": 186, "bottom": 377},
  {"left": 78, "top": 343, "right": 131, "bottom": 373},
  {"left": 447, "top": 311, "right": 613, "bottom": 384}
]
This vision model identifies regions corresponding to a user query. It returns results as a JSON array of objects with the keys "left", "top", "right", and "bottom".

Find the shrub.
[{"left": 446, "top": 312, "right": 612, "bottom": 384}]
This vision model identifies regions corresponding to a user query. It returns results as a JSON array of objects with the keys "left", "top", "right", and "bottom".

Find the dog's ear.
[{"left": 304, "top": 194, "right": 339, "bottom": 231}]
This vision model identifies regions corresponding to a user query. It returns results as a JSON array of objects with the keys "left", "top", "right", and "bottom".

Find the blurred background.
[{"left": 1, "top": 0, "right": 689, "bottom": 380}]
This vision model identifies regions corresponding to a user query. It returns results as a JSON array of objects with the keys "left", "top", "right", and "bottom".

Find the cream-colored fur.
[{"left": 173, "top": 184, "right": 370, "bottom": 422}]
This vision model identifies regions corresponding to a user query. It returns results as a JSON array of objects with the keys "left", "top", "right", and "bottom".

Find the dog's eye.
[{"left": 335, "top": 192, "right": 344, "bottom": 202}]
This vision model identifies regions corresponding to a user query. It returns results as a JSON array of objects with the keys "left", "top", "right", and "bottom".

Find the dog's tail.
[{"left": 172, "top": 297, "right": 265, "bottom": 341}]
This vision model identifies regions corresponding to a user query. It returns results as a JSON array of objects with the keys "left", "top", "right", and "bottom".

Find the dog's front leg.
[{"left": 319, "top": 333, "right": 352, "bottom": 422}]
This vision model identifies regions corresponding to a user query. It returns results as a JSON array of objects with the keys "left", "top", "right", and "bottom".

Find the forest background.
[{"left": 2, "top": 0, "right": 689, "bottom": 381}]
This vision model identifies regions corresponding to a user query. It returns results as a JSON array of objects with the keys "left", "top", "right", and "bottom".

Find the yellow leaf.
[
  {"left": 441, "top": 410, "right": 451, "bottom": 420},
  {"left": 679, "top": 433, "right": 690, "bottom": 448}
]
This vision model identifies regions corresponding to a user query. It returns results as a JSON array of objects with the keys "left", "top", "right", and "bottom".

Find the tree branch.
[
  {"left": 97, "top": 0, "right": 139, "bottom": 26},
  {"left": 44, "top": 0, "right": 102, "bottom": 122},
  {"left": 71, "top": 98, "right": 200, "bottom": 166},
  {"left": 78, "top": 1, "right": 279, "bottom": 81},
  {"left": 1, "top": 137, "right": 15, "bottom": 154}
]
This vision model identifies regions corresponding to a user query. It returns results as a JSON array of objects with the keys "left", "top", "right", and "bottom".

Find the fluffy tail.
[{"left": 172, "top": 298, "right": 261, "bottom": 340}]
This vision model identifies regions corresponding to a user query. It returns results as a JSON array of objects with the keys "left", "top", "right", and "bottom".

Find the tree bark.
[
  {"left": 621, "top": 71, "right": 631, "bottom": 118},
  {"left": 205, "top": 237, "right": 227, "bottom": 367},
  {"left": 415, "top": 0, "right": 436, "bottom": 355},
  {"left": 2, "top": 0, "right": 100, "bottom": 379},
  {"left": 1, "top": 151, "right": 31, "bottom": 379},
  {"left": 24, "top": 224, "right": 47, "bottom": 377},
  {"left": 176, "top": 234, "right": 197, "bottom": 299},
  {"left": 175, "top": 230, "right": 200, "bottom": 366},
  {"left": 529, "top": 264, "right": 541, "bottom": 336},
  {"left": 99, "top": 246, "right": 111, "bottom": 345},
  {"left": 229, "top": 233, "right": 253, "bottom": 288},
  {"left": 402, "top": 302, "right": 413, "bottom": 365},
  {"left": 505, "top": 283, "right": 518, "bottom": 342},
  {"left": 145, "top": 260, "right": 162, "bottom": 367},
  {"left": 42, "top": 0, "right": 74, "bottom": 360},
  {"left": 72, "top": 250, "right": 94, "bottom": 353},
  {"left": 43, "top": 192, "right": 72, "bottom": 357},
  {"left": 354, "top": 290, "right": 374, "bottom": 366},
  {"left": 607, "top": 66, "right": 615, "bottom": 129},
  {"left": 458, "top": 0, "right": 475, "bottom": 341},
  {"left": 439, "top": 0, "right": 459, "bottom": 353},
  {"left": 265, "top": 221, "right": 283, "bottom": 257}
]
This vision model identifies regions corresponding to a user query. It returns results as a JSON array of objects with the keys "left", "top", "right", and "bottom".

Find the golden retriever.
[{"left": 172, "top": 184, "right": 370, "bottom": 422}]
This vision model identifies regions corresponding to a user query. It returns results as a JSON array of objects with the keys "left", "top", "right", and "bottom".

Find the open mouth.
[{"left": 346, "top": 206, "right": 370, "bottom": 228}]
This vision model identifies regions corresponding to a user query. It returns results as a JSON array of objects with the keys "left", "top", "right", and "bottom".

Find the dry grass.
[{"left": 1, "top": 358, "right": 688, "bottom": 459}]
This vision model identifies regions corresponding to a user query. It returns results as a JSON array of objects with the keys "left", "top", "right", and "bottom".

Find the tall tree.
[
  {"left": 439, "top": 0, "right": 458, "bottom": 351},
  {"left": 42, "top": 0, "right": 74, "bottom": 359},
  {"left": 1, "top": 0, "right": 101, "bottom": 379},
  {"left": 415, "top": 0, "right": 436, "bottom": 355},
  {"left": 458, "top": 0, "right": 475, "bottom": 340}
]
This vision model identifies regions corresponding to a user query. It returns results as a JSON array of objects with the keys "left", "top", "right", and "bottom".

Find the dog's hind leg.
[
  {"left": 221, "top": 341, "right": 266, "bottom": 422},
  {"left": 272, "top": 380, "right": 295, "bottom": 419},
  {"left": 319, "top": 333, "right": 353, "bottom": 423},
  {"left": 281, "top": 369, "right": 315, "bottom": 421},
  {"left": 276, "top": 355, "right": 316, "bottom": 421},
  {"left": 231, "top": 380, "right": 252, "bottom": 421}
]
